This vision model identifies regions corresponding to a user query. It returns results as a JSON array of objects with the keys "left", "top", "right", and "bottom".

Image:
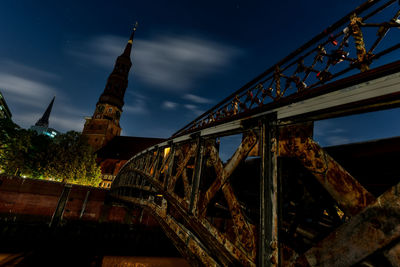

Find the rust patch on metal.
[
  {"left": 181, "top": 168, "right": 191, "bottom": 201},
  {"left": 119, "top": 142, "right": 258, "bottom": 266},
  {"left": 279, "top": 133, "right": 375, "bottom": 216},
  {"left": 167, "top": 143, "right": 197, "bottom": 195},
  {"left": 301, "top": 182, "right": 400, "bottom": 267},
  {"left": 199, "top": 131, "right": 257, "bottom": 217},
  {"left": 115, "top": 194, "right": 220, "bottom": 267},
  {"left": 350, "top": 13, "right": 370, "bottom": 72},
  {"left": 193, "top": 131, "right": 258, "bottom": 261},
  {"left": 384, "top": 241, "right": 400, "bottom": 267},
  {"left": 222, "top": 182, "right": 256, "bottom": 258},
  {"left": 155, "top": 147, "right": 173, "bottom": 184}
]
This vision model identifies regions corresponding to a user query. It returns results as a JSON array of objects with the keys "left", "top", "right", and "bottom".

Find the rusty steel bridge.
[{"left": 110, "top": 1, "right": 400, "bottom": 266}]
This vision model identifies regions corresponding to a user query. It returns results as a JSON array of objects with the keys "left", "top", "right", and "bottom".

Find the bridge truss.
[{"left": 110, "top": 1, "right": 400, "bottom": 266}]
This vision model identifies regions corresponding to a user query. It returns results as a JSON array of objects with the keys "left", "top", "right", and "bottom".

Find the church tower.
[{"left": 82, "top": 24, "right": 137, "bottom": 151}]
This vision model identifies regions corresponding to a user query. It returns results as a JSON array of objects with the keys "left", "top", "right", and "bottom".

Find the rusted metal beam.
[
  {"left": 279, "top": 125, "right": 375, "bottom": 216},
  {"left": 162, "top": 143, "right": 175, "bottom": 190},
  {"left": 149, "top": 147, "right": 161, "bottom": 177},
  {"left": 385, "top": 241, "right": 400, "bottom": 267},
  {"left": 117, "top": 165, "right": 256, "bottom": 266},
  {"left": 167, "top": 143, "right": 197, "bottom": 194},
  {"left": 189, "top": 137, "right": 204, "bottom": 214},
  {"left": 114, "top": 194, "right": 221, "bottom": 267},
  {"left": 194, "top": 132, "right": 258, "bottom": 258},
  {"left": 199, "top": 131, "right": 257, "bottom": 217},
  {"left": 181, "top": 168, "right": 191, "bottom": 201},
  {"left": 222, "top": 181, "right": 256, "bottom": 258},
  {"left": 296, "top": 181, "right": 400, "bottom": 267},
  {"left": 260, "top": 114, "right": 280, "bottom": 267},
  {"left": 155, "top": 146, "right": 172, "bottom": 184}
]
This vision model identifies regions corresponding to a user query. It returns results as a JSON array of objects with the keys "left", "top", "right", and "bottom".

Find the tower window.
[{"left": 108, "top": 108, "right": 112, "bottom": 113}]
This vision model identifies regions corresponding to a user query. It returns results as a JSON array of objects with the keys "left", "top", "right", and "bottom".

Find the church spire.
[
  {"left": 82, "top": 25, "right": 138, "bottom": 151},
  {"left": 35, "top": 96, "right": 55, "bottom": 128},
  {"left": 97, "top": 25, "right": 137, "bottom": 110},
  {"left": 123, "top": 22, "right": 138, "bottom": 57}
]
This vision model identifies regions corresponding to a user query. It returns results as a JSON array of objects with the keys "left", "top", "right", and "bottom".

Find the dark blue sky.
[{"left": 1, "top": 0, "right": 399, "bottom": 146}]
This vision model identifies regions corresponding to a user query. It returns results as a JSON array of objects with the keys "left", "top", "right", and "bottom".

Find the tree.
[
  {"left": 0, "top": 121, "right": 101, "bottom": 187},
  {"left": 44, "top": 131, "right": 101, "bottom": 186},
  {"left": 0, "top": 119, "right": 36, "bottom": 176}
]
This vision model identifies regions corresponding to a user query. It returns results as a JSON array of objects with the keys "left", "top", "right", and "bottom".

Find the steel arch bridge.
[{"left": 110, "top": 1, "right": 400, "bottom": 266}]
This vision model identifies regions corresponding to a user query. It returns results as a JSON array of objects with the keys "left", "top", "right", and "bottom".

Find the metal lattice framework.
[
  {"left": 110, "top": 104, "right": 400, "bottom": 266},
  {"left": 173, "top": 0, "right": 400, "bottom": 137},
  {"left": 109, "top": 1, "right": 400, "bottom": 266}
]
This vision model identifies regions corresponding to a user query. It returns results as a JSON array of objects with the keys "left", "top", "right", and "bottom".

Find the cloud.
[
  {"left": 325, "top": 136, "right": 351, "bottom": 146},
  {"left": 314, "top": 120, "right": 351, "bottom": 146},
  {"left": 50, "top": 116, "right": 84, "bottom": 132},
  {"left": 0, "top": 60, "right": 91, "bottom": 133},
  {"left": 162, "top": 101, "right": 178, "bottom": 109},
  {"left": 183, "top": 93, "right": 213, "bottom": 104},
  {"left": 124, "top": 103, "right": 147, "bottom": 115},
  {"left": 11, "top": 103, "right": 87, "bottom": 133},
  {"left": 330, "top": 128, "right": 345, "bottom": 134},
  {"left": 0, "top": 60, "right": 62, "bottom": 110},
  {"left": 11, "top": 112, "right": 42, "bottom": 128},
  {"left": 51, "top": 103, "right": 90, "bottom": 132},
  {"left": 0, "top": 73, "right": 56, "bottom": 102},
  {"left": 69, "top": 34, "right": 240, "bottom": 92},
  {"left": 12, "top": 112, "right": 84, "bottom": 132},
  {"left": 184, "top": 104, "right": 203, "bottom": 116},
  {"left": 0, "top": 73, "right": 59, "bottom": 112},
  {"left": 0, "top": 60, "right": 59, "bottom": 81},
  {"left": 124, "top": 92, "right": 148, "bottom": 115},
  {"left": 56, "top": 104, "right": 91, "bottom": 117},
  {"left": 67, "top": 35, "right": 123, "bottom": 68},
  {"left": 314, "top": 120, "right": 345, "bottom": 137}
]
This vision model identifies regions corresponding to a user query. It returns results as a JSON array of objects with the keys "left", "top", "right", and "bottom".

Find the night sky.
[{"left": 1, "top": 0, "right": 399, "bottom": 147}]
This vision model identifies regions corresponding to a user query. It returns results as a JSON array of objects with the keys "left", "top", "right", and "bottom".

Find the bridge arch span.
[{"left": 110, "top": 1, "right": 400, "bottom": 265}]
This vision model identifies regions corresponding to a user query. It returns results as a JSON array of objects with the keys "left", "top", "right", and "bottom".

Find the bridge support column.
[
  {"left": 79, "top": 190, "right": 90, "bottom": 219},
  {"left": 260, "top": 113, "right": 280, "bottom": 267},
  {"left": 49, "top": 184, "right": 72, "bottom": 228}
]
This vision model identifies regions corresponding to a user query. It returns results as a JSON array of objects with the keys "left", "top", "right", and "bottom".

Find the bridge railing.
[{"left": 173, "top": 0, "right": 400, "bottom": 137}]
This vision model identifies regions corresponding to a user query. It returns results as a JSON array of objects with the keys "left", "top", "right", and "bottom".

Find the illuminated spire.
[{"left": 123, "top": 22, "right": 138, "bottom": 56}]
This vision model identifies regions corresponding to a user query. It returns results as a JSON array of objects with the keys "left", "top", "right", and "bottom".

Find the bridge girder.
[{"left": 110, "top": 1, "right": 400, "bottom": 266}]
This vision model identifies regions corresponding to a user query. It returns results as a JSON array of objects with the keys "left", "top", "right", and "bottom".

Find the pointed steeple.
[
  {"left": 98, "top": 24, "right": 137, "bottom": 110},
  {"left": 82, "top": 25, "right": 138, "bottom": 151},
  {"left": 35, "top": 96, "right": 55, "bottom": 128},
  {"left": 122, "top": 22, "right": 138, "bottom": 57}
]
